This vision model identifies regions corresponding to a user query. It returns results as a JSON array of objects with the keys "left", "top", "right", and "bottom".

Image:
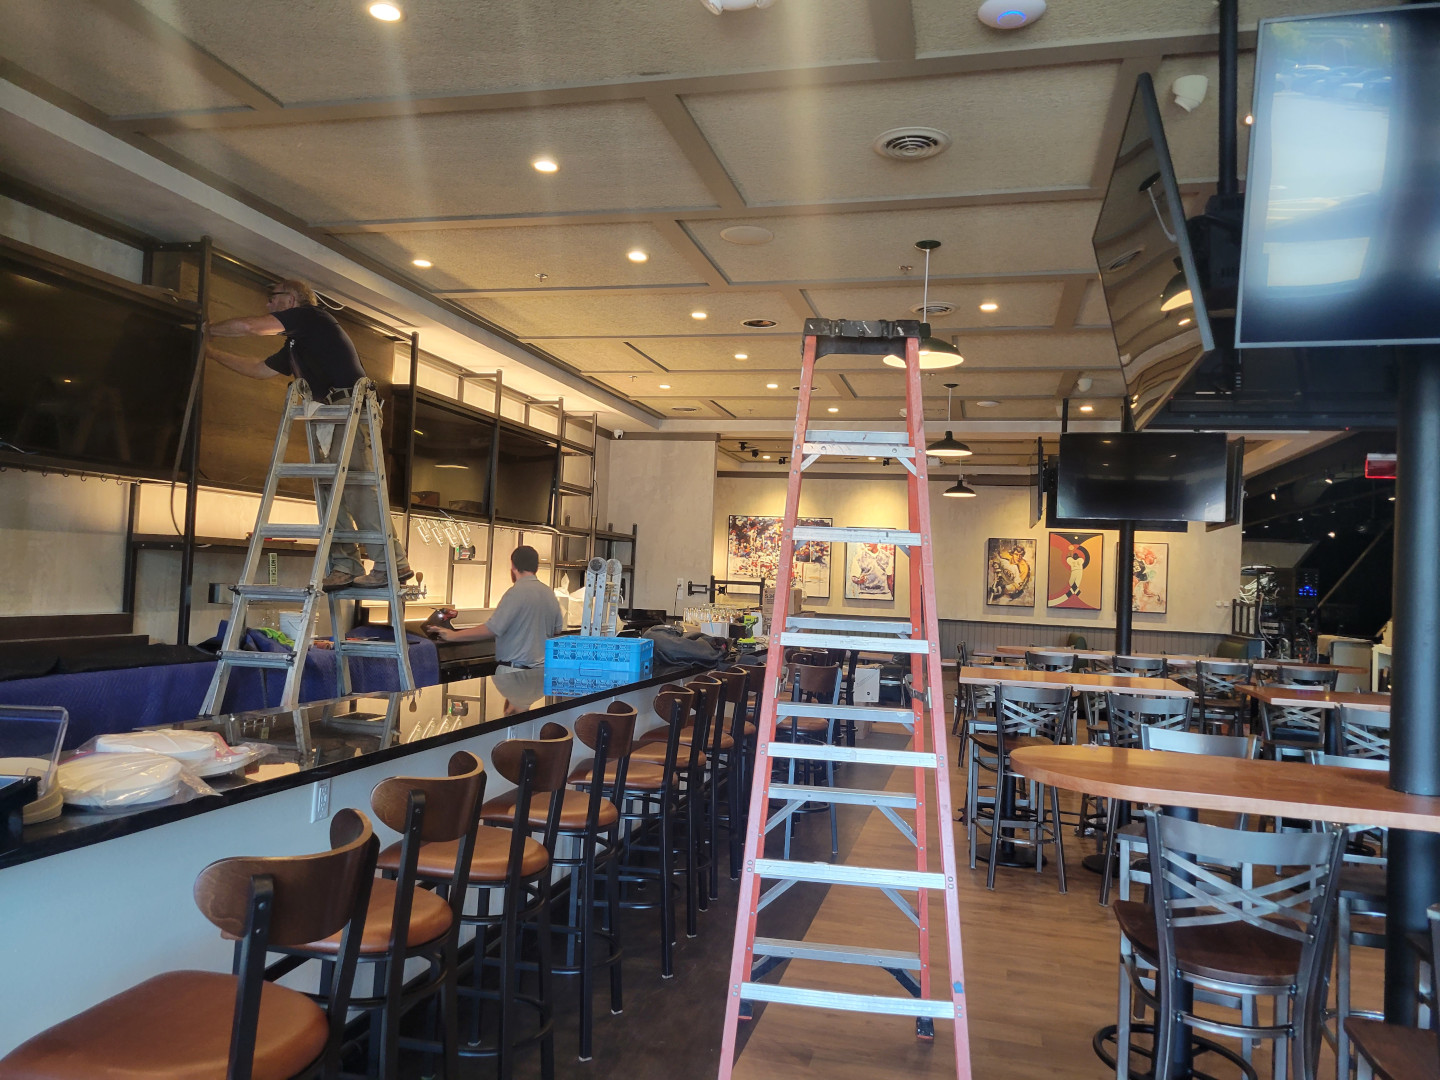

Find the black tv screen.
[
  {"left": 394, "top": 391, "right": 494, "bottom": 516},
  {"left": 0, "top": 252, "right": 198, "bottom": 477},
  {"left": 1238, "top": 4, "right": 1440, "bottom": 347},
  {"left": 1056, "top": 433, "right": 1229, "bottom": 523},
  {"left": 493, "top": 426, "right": 557, "bottom": 525},
  {"left": 1092, "top": 73, "right": 1215, "bottom": 428}
]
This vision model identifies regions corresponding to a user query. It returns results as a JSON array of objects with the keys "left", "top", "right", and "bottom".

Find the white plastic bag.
[{"left": 58, "top": 752, "right": 201, "bottom": 810}]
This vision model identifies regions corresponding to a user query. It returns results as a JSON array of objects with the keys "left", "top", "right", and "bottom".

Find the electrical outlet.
[{"left": 309, "top": 778, "right": 331, "bottom": 823}]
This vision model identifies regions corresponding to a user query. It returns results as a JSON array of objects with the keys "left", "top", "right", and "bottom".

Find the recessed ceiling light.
[
  {"left": 627, "top": 249, "right": 648, "bottom": 263},
  {"left": 691, "top": 310, "right": 707, "bottom": 320},
  {"left": 734, "top": 353, "right": 748, "bottom": 360},
  {"left": 827, "top": 407, "right": 839, "bottom": 413},
  {"left": 368, "top": 2, "right": 402, "bottom": 20},
  {"left": 762, "top": 455, "right": 771, "bottom": 460},
  {"left": 411, "top": 258, "right": 432, "bottom": 268},
  {"left": 975, "top": 399, "right": 1000, "bottom": 407},
  {"left": 532, "top": 158, "right": 558, "bottom": 173},
  {"left": 742, "top": 318, "right": 777, "bottom": 328},
  {"left": 719, "top": 225, "right": 774, "bottom": 246},
  {"left": 766, "top": 383, "right": 779, "bottom": 389},
  {"left": 868, "top": 456, "right": 878, "bottom": 461},
  {"left": 1328, "top": 531, "right": 1336, "bottom": 538},
  {"left": 1245, "top": 113, "right": 1254, "bottom": 125},
  {"left": 658, "top": 383, "right": 671, "bottom": 389},
  {"left": 62, "top": 378, "right": 72, "bottom": 384},
  {"left": 1178, "top": 317, "right": 1192, "bottom": 326},
  {"left": 979, "top": 302, "right": 999, "bottom": 312},
  {"left": 1079, "top": 404, "right": 1094, "bottom": 413}
]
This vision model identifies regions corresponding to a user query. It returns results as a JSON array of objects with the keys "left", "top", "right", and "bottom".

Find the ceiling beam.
[
  {"left": 651, "top": 218, "right": 730, "bottom": 288},
  {"left": 644, "top": 94, "right": 746, "bottom": 212},
  {"left": 867, "top": 0, "right": 917, "bottom": 63},
  {"left": 1052, "top": 276, "right": 1090, "bottom": 330},
  {"left": 433, "top": 271, "right": 1099, "bottom": 298}
]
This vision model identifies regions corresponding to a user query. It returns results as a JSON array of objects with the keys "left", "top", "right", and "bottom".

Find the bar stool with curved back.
[
  {"left": 1258, "top": 664, "right": 1341, "bottom": 689},
  {"left": 1338, "top": 705, "right": 1392, "bottom": 761},
  {"left": 1114, "top": 655, "right": 1167, "bottom": 677},
  {"left": 774, "top": 660, "right": 842, "bottom": 860},
  {"left": 283, "top": 752, "right": 485, "bottom": 1080},
  {"left": 711, "top": 665, "right": 753, "bottom": 880},
  {"left": 1025, "top": 649, "right": 1077, "bottom": 672},
  {"left": 1343, "top": 903, "right": 1440, "bottom": 1080},
  {"left": 1114, "top": 811, "right": 1347, "bottom": 1080},
  {"left": 970, "top": 682, "right": 1071, "bottom": 892},
  {"left": 573, "top": 684, "right": 693, "bottom": 978},
  {"left": 1095, "top": 694, "right": 1191, "bottom": 907},
  {"left": 0, "top": 810, "right": 378, "bottom": 1080},
  {"left": 1194, "top": 659, "right": 1253, "bottom": 737},
  {"left": 1257, "top": 684, "right": 1334, "bottom": 760},
  {"left": 954, "top": 641, "right": 995, "bottom": 745},
  {"left": 481, "top": 704, "right": 636, "bottom": 1062}
]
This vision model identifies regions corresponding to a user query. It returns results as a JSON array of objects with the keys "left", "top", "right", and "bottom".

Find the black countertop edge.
[{"left": 0, "top": 662, "right": 708, "bottom": 873}]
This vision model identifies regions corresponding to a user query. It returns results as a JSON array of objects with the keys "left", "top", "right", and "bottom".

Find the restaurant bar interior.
[{"left": 2, "top": 2, "right": 1438, "bottom": 1078}]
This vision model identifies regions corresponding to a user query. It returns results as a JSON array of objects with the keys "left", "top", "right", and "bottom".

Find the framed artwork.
[
  {"left": 1047, "top": 531, "right": 1103, "bottom": 610},
  {"left": 845, "top": 542, "right": 896, "bottom": 601},
  {"left": 726, "top": 515, "right": 833, "bottom": 599},
  {"left": 985, "top": 538, "right": 1036, "bottom": 607},
  {"left": 1132, "top": 542, "right": 1169, "bottom": 613}
]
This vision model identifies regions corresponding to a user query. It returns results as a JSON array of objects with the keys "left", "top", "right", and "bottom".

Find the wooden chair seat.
[
  {"left": 776, "top": 717, "right": 829, "bottom": 736},
  {"left": 0, "top": 970, "right": 327, "bottom": 1080},
  {"left": 304, "top": 878, "right": 453, "bottom": 956},
  {"left": 1343, "top": 1018, "right": 1438, "bottom": 1080},
  {"left": 1338, "top": 861, "right": 1388, "bottom": 901},
  {"left": 480, "top": 788, "right": 619, "bottom": 831},
  {"left": 629, "top": 741, "right": 706, "bottom": 768},
  {"left": 636, "top": 725, "right": 735, "bottom": 751},
  {"left": 569, "top": 758, "right": 665, "bottom": 791},
  {"left": 378, "top": 825, "right": 549, "bottom": 883},
  {"left": 1114, "top": 900, "right": 1302, "bottom": 987}
]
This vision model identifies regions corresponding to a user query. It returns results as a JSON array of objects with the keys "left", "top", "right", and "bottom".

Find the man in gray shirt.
[{"left": 423, "top": 545, "right": 563, "bottom": 667}]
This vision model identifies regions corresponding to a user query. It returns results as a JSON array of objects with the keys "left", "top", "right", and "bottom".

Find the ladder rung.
[
  {"left": 217, "top": 649, "right": 294, "bottom": 668},
  {"left": 740, "top": 982, "right": 954, "bottom": 1019},
  {"left": 779, "top": 632, "right": 929, "bottom": 654},
  {"left": 775, "top": 701, "right": 916, "bottom": 724},
  {"left": 769, "top": 783, "right": 918, "bottom": 809},
  {"left": 753, "top": 858, "right": 944, "bottom": 891},
  {"left": 784, "top": 616, "right": 913, "bottom": 636},
  {"left": 262, "top": 525, "right": 387, "bottom": 545},
  {"left": 802, "top": 442, "right": 917, "bottom": 460},
  {"left": 792, "top": 526, "right": 922, "bottom": 548},
  {"left": 334, "top": 640, "right": 406, "bottom": 658},
  {"left": 804, "top": 429, "right": 912, "bottom": 445},
  {"left": 766, "top": 743, "right": 937, "bottom": 768},
  {"left": 752, "top": 937, "right": 922, "bottom": 969},
  {"left": 231, "top": 585, "right": 314, "bottom": 603},
  {"left": 289, "top": 405, "right": 354, "bottom": 421},
  {"left": 274, "top": 463, "right": 378, "bottom": 483}
]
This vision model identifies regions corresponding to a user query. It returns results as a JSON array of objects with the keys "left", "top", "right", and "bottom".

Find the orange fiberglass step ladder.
[{"left": 716, "top": 318, "right": 971, "bottom": 1080}]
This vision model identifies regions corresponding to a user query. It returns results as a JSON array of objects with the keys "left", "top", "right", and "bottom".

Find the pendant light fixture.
[
  {"left": 884, "top": 240, "right": 964, "bottom": 370},
  {"left": 927, "top": 382, "right": 972, "bottom": 459},
  {"left": 943, "top": 475, "right": 977, "bottom": 498}
]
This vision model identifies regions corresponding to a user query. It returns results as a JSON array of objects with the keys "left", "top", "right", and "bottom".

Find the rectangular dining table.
[
  {"left": 957, "top": 665, "right": 1195, "bottom": 698},
  {"left": 1239, "top": 684, "right": 1391, "bottom": 754},
  {"left": 989, "top": 646, "right": 1370, "bottom": 679}
]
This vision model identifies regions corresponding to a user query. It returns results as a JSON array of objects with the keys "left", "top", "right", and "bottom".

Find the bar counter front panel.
[{"left": 0, "top": 662, "right": 703, "bottom": 1056}]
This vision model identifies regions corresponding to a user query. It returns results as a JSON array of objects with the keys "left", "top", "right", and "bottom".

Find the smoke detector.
[
  {"left": 977, "top": 0, "right": 1046, "bottom": 29},
  {"left": 702, "top": 0, "right": 775, "bottom": 11},
  {"left": 873, "top": 127, "right": 951, "bottom": 162}
]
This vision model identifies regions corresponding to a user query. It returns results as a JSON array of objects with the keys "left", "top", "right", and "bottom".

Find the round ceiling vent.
[
  {"left": 909, "top": 301, "right": 956, "bottom": 317},
  {"left": 873, "top": 127, "right": 951, "bottom": 161},
  {"left": 719, "top": 225, "right": 775, "bottom": 246},
  {"left": 1105, "top": 248, "right": 1143, "bottom": 272},
  {"left": 742, "top": 318, "right": 778, "bottom": 328}
]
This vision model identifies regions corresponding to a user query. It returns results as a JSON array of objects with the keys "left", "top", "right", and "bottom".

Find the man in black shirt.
[{"left": 206, "top": 278, "right": 412, "bottom": 590}]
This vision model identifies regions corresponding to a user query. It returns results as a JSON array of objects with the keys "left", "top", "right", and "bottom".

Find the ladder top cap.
[{"left": 803, "top": 318, "right": 923, "bottom": 342}]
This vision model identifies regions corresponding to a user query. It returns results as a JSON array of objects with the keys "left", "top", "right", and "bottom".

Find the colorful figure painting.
[
  {"left": 726, "top": 515, "right": 833, "bottom": 599},
  {"left": 1132, "top": 542, "right": 1168, "bottom": 613},
  {"left": 845, "top": 542, "right": 896, "bottom": 601},
  {"left": 985, "top": 538, "right": 1036, "bottom": 607},
  {"left": 1047, "top": 532, "right": 1103, "bottom": 610}
]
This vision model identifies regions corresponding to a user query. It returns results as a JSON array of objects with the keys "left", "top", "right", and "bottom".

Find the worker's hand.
[{"left": 424, "top": 625, "right": 454, "bottom": 643}]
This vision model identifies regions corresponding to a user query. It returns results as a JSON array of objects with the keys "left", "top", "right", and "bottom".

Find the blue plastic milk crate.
[{"left": 544, "top": 635, "right": 654, "bottom": 675}]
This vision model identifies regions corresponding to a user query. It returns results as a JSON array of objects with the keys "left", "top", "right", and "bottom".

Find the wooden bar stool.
[
  {"left": 0, "top": 810, "right": 378, "bottom": 1080},
  {"left": 280, "top": 751, "right": 486, "bottom": 1080}
]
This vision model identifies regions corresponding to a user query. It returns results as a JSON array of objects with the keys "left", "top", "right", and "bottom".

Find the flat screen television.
[
  {"left": 393, "top": 391, "right": 494, "bottom": 517},
  {"left": 1043, "top": 462, "right": 1188, "bottom": 533},
  {"left": 1092, "top": 72, "right": 1216, "bottom": 429},
  {"left": 0, "top": 248, "right": 198, "bottom": 478},
  {"left": 493, "top": 425, "right": 558, "bottom": 526},
  {"left": 1238, "top": 4, "right": 1440, "bottom": 347},
  {"left": 1056, "top": 432, "right": 1229, "bottom": 523}
]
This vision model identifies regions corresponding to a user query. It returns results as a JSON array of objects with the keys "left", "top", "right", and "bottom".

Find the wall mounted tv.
[
  {"left": 1055, "top": 432, "right": 1229, "bottom": 524},
  {"left": 1238, "top": 4, "right": 1440, "bottom": 347},
  {"left": 493, "top": 425, "right": 558, "bottom": 526},
  {"left": 1092, "top": 72, "right": 1216, "bottom": 429},
  {"left": 392, "top": 390, "right": 494, "bottom": 517},
  {"left": 0, "top": 244, "right": 199, "bottom": 479}
]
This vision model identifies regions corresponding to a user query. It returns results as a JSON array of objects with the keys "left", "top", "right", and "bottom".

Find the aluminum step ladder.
[
  {"left": 717, "top": 319, "right": 972, "bottom": 1080},
  {"left": 200, "top": 377, "right": 415, "bottom": 714}
]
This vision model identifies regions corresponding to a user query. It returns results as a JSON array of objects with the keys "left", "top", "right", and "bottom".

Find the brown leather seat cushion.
[
  {"left": 630, "top": 741, "right": 705, "bottom": 768},
  {"left": 379, "top": 826, "right": 549, "bottom": 884},
  {"left": 637, "top": 725, "right": 736, "bottom": 751},
  {"left": 0, "top": 970, "right": 327, "bottom": 1080},
  {"left": 303, "top": 877, "right": 452, "bottom": 956},
  {"left": 569, "top": 758, "right": 665, "bottom": 791},
  {"left": 1114, "top": 900, "right": 1302, "bottom": 987},
  {"left": 480, "top": 789, "right": 619, "bottom": 831},
  {"left": 776, "top": 717, "right": 829, "bottom": 736},
  {"left": 1343, "top": 1018, "right": 1439, "bottom": 1080}
]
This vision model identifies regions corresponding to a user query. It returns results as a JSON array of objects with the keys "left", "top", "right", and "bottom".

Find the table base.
[
  {"left": 1092, "top": 1023, "right": 1256, "bottom": 1080},
  {"left": 973, "top": 846, "right": 1045, "bottom": 870}
]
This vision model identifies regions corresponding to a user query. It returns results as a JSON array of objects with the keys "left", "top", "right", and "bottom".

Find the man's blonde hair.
[{"left": 272, "top": 278, "right": 317, "bottom": 306}]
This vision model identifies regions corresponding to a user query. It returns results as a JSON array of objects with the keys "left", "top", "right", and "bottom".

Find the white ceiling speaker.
[
  {"left": 719, "top": 225, "right": 775, "bottom": 245},
  {"left": 1171, "top": 75, "right": 1209, "bottom": 112},
  {"left": 977, "top": 0, "right": 1046, "bottom": 30},
  {"left": 702, "top": 0, "right": 776, "bottom": 12}
]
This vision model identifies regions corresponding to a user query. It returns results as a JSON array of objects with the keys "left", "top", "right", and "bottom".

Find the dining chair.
[
  {"left": 1343, "top": 904, "right": 1440, "bottom": 1080},
  {"left": 1195, "top": 659, "right": 1254, "bottom": 737},
  {"left": 1338, "top": 706, "right": 1392, "bottom": 761}
]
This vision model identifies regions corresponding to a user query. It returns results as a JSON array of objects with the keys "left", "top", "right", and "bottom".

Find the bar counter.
[{"left": 0, "top": 660, "right": 705, "bottom": 1054}]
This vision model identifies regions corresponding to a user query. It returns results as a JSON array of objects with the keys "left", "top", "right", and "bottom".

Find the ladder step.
[
  {"left": 766, "top": 743, "right": 937, "bottom": 768},
  {"left": 803, "top": 441, "right": 917, "bottom": 460},
  {"left": 231, "top": 585, "right": 315, "bottom": 603},
  {"left": 274, "top": 463, "right": 378, "bottom": 483},
  {"left": 289, "top": 405, "right": 354, "bottom": 421},
  {"left": 792, "top": 526, "right": 922, "bottom": 548},
  {"left": 217, "top": 649, "right": 295, "bottom": 669},
  {"left": 752, "top": 937, "right": 922, "bottom": 969},
  {"left": 769, "top": 783, "right": 918, "bottom": 809},
  {"left": 784, "top": 616, "right": 913, "bottom": 637},
  {"left": 262, "top": 525, "right": 387, "bottom": 544},
  {"left": 753, "top": 858, "right": 945, "bottom": 891},
  {"left": 779, "top": 632, "right": 930, "bottom": 654},
  {"left": 740, "top": 982, "right": 954, "bottom": 1020},
  {"left": 775, "top": 701, "right": 916, "bottom": 724},
  {"left": 804, "top": 429, "right": 912, "bottom": 445},
  {"left": 334, "top": 640, "right": 406, "bottom": 658}
]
